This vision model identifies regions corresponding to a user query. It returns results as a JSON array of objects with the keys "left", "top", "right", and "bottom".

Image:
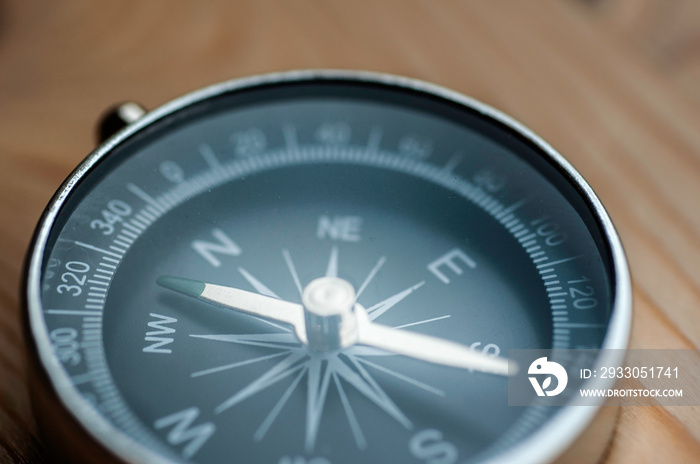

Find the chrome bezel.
[{"left": 24, "top": 70, "right": 632, "bottom": 464}]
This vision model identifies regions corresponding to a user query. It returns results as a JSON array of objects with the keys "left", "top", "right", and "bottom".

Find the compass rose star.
[
  {"left": 189, "top": 330, "right": 441, "bottom": 451},
  {"left": 186, "top": 248, "right": 450, "bottom": 451}
]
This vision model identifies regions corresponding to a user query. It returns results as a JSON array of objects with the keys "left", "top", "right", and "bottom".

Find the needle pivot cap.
[{"left": 302, "top": 277, "right": 358, "bottom": 351}]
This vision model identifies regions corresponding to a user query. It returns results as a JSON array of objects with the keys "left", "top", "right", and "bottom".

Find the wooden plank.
[
  {"left": 0, "top": 0, "right": 698, "bottom": 462},
  {"left": 585, "top": 0, "right": 700, "bottom": 107}
]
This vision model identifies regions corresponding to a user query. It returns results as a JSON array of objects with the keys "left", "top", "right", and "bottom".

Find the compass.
[{"left": 24, "top": 71, "right": 631, "bottom": 464}]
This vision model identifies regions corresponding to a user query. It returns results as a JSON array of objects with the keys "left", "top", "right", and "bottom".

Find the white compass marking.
[
  {"left": 305, "top": 357, "right": 334, "bottom": 452},
  {"left": 356, "top": 256, "right": 386, "bottom": 299},
  {"left": 73, "top": 241, "right": 121, "bottom": 258},
  {"left": 333, "top": 372, "right": 367, "bottom": 450},
  {"left": 239, "top": 267, "right": 280, "bottom": 298},
  {"left": 190, "top": 333, "right": 299, "bottom": 349},
  {"left": 393, "top": 315, "right": 451, "bottom": 330},
  {"left": 334, "top": 356, "right": 411, "bottom": 429},
  {"left": 45, "top": 309, "right": 102, "bottom": 317},
  {"left": 71, "top": 371, "right": 99, "bottom": 386},
  {"left": 255, "top": 367, "right": 307, "bottom": 442},
  {"left": 215, "top": 351, "right": 308, "bottom": 414},
  {"left": 283, "top": 125, "right": 298, "bottom": 152},
  {"left": 252, "top": 318, "right": 291, "bottom": 333},
  {"left": 346, "top": 346, "right": 396, "bottom": 357},
  {"left": 357, "top": 358, "right": 445, "bottom": 397},
  {"left": 441, "top": 153, "right": 464, "bottom": 174},
  {"left": 554, "top": 323, "right": 606, "bottom": 329},
  {"left": 282, "top": 249, "right": 303, "bottom": 296},
  {"left": 325, "top": 246, "right": 339, "bottom": 278},
  {"left": 536, "top": 255, "right": 581, "bottom": 270},
  {"left": 499, "top": 199, "right": 528, "bottom": 217},
  {"left": 199, "top": 143, "right": 222, "bottom": 170},
  {"left": 191, "top": 351, "right": 289, "bottom": 378},
  {"left": 367, "top": 281, "right": 425, "bottom": 320},
  {"left": 366, "top": 126, "right": 382, "bottom": 153},
  {"left": 127, "top": 183, "right": 165, "bottom": 213}
]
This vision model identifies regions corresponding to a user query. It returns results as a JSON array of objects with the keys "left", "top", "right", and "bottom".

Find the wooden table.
[{"left": 1, "top": 1, "right": 699, "bottom": 462}]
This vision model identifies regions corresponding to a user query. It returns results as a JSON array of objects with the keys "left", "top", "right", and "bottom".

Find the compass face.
[{"left": 27, "top": 73, "right": 628, "bottom": 464}]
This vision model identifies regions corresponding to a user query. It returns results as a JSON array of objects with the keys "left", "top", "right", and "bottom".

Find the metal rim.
[{"left": 24, "top": 69, "right": 632, "bottom": 464}]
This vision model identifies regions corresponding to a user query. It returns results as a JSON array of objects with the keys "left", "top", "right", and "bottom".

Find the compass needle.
[
  {"left": 165, "top": 275, "right": 512, "bottom": 374},
  {"left": 157, "top": 275, "right": 305, "bottom": 332},
  {"left": 354, "top": 306, "right": 513, "bottom": 376},
  {"left": 26, "top": 72, "right": 630, "bottom": 464}
]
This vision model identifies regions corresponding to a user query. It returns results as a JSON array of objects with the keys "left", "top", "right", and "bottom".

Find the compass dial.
[{"left": 25, "top": 72, "right": 630, "bottom": 464}]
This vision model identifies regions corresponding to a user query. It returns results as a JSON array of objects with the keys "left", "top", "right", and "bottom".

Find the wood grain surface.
[{"left": 1, "top": 1, "right": 699, "bottom": 462}]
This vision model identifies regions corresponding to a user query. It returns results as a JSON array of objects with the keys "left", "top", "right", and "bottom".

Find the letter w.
[
  {"left": 143, "top": 313, "right": 177, "bottom": 354},
  {"left": 154, "top": 407, "right": 216, "bottom": 459}
]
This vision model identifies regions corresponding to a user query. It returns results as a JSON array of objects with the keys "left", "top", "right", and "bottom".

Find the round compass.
[{"left": 24, "top": 71, "right": 631, "bottom": 464}]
